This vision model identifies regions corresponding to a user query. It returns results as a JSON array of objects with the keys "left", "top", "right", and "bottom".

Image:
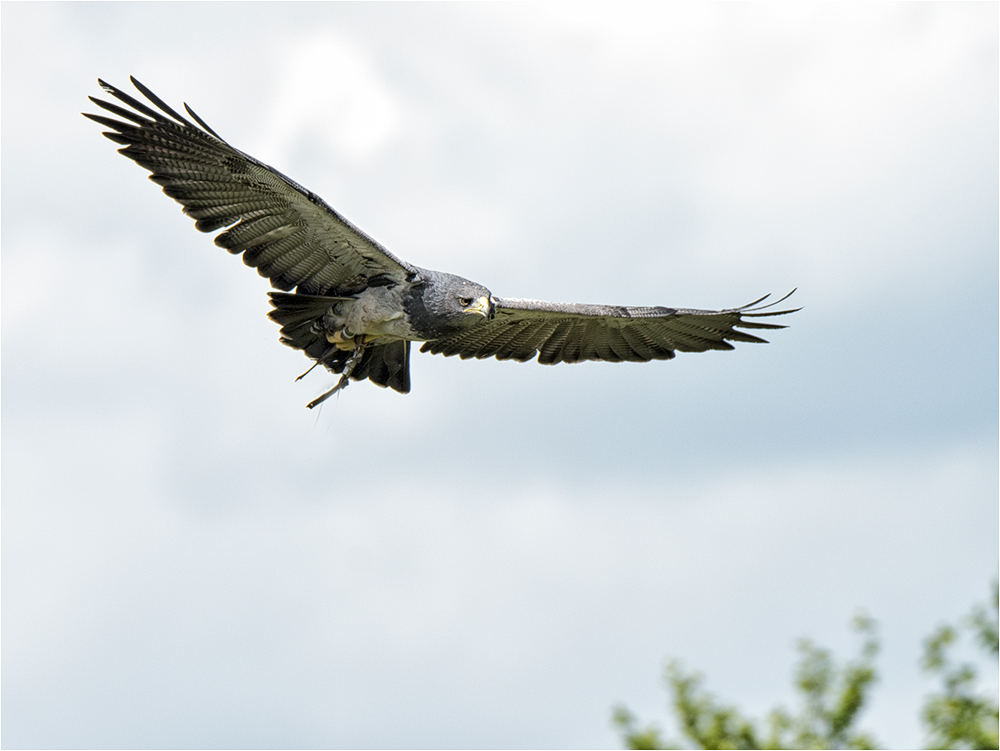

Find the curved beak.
[{"left": 464, "top": 295, "right": 494, "bottom": 319}]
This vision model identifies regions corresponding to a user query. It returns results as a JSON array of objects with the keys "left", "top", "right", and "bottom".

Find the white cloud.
[
  {"left": 257, "top": 31, "right": 403, "bottom": 165},
  {"left": 479, "top": 3, "right": 997, "bottom": 302},
  {"left": 3, "top": 434, "right": 995, "bottom": 747}
]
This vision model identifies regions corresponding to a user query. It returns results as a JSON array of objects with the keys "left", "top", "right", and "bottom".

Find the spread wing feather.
[
  {"left": 84, "top": 77, "right": 416, "bottom": 295},
  {"left": 420, "top": 292, "right": 798, "bottom": 364}
]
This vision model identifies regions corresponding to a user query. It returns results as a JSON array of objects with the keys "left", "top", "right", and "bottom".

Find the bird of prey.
[{"left": 85, "top": 77, "right": 797, "bottom": 408}]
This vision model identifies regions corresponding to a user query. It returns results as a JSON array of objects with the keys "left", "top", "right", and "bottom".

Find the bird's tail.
[{"left": 267, "top": 292, "right": 411, "bottom": 394}]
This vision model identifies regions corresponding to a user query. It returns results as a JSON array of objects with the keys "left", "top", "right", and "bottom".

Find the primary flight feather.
[{"left": 84, "top": 77, "right": 798, "bottom": 407}]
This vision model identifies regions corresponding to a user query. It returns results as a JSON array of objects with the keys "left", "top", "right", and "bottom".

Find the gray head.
[{"left": 405, "top": 269, "right": 495, "bottom": 340}]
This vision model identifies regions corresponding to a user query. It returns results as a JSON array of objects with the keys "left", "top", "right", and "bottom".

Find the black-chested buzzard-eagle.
[{"left": 85, "top": 77, "right": 798, "bottom": 407}]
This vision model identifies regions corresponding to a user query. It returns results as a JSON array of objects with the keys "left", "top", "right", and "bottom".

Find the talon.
[
  {"left": 296, "top": 362, "right": 321, "bottom": 381},
  {"left": 306, "top": 339, "right": 367, "bottom": 409},
  {"left": 307, "top": 374, "right": 350, "bottom": 408}
]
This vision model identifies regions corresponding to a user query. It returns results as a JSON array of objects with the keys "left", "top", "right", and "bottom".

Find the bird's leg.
[
  {"left": 325, "top": 326, "right": 357, "bottom": 350},
  {"left": 306, "top": 337, "right": 367, "bottom": 409}
]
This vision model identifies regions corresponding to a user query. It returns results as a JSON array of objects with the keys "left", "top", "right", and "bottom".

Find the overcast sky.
[{"left": 2, "top": 3, "right": 997, "bottom": 749}]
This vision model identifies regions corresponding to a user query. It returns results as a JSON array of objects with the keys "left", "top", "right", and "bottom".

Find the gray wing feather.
[
  {"left": 421, "top": 292, "right": 798, "bottom": 364},
  {"left": 84, "top": 77, "right": 416, "bottom": 295}
]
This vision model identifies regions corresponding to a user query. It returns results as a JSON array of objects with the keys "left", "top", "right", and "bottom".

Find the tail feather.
[
  {"left": 267, "top": 291, "right": 411, "bottom": 394},
  {"left": 352, "top": 340, "right": 411, "bottom": 393}
]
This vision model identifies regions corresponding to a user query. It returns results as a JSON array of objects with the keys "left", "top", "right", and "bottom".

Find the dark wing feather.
[
  {"left": 421, "top": 291, "right": 799, "bottom": 364},
  {"left": 84, "top": 77, "right": 416, "bottom": 295}
]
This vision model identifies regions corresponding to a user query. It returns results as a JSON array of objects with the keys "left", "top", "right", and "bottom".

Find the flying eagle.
[{"left": 85, "top": 77, "right": 798, "bottom": 407}]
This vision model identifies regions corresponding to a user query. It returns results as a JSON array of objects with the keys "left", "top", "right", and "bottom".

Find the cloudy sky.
[{"left": 2, "top": 3, "right": 997, "bottom": 749}]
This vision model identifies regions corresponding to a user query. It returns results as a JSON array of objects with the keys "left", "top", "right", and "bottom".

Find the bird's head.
[
  {"left": 406, "top": 271, "right": 495, "bottom": 338},
  {"left": 440, "top": 276, "right": 494, "bottom": 323}
]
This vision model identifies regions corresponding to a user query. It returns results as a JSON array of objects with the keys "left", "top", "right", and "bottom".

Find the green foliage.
[
  {"left": 920, "top": 581, "right": 999, "bottom": 750},
  {"left": 613, "top": 583, "right": 1000, "bottom": 750},
  {"left": 611, "top": 706, "right": 669, "bottom": 750},
  {"left": 666, "top": 659, "right": 766, "bottom": 749},
  {"left": 772, "top": 613, "right": 880, "bottom": 749},
  {"left": 612, "top": 614, "right": 880, "bottom": 749}
]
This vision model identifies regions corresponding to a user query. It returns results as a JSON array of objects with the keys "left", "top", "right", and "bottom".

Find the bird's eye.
[{"left": 459, "top": 297, "right": 474, "bottom": 307}]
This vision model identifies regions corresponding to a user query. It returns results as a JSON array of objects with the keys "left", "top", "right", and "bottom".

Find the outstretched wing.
[
  {"left": 84, "top": 77, "right": 416, "bottom": 295},
  {"left": 420, "top": 292, "right": 798, "bottom": 364}
]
